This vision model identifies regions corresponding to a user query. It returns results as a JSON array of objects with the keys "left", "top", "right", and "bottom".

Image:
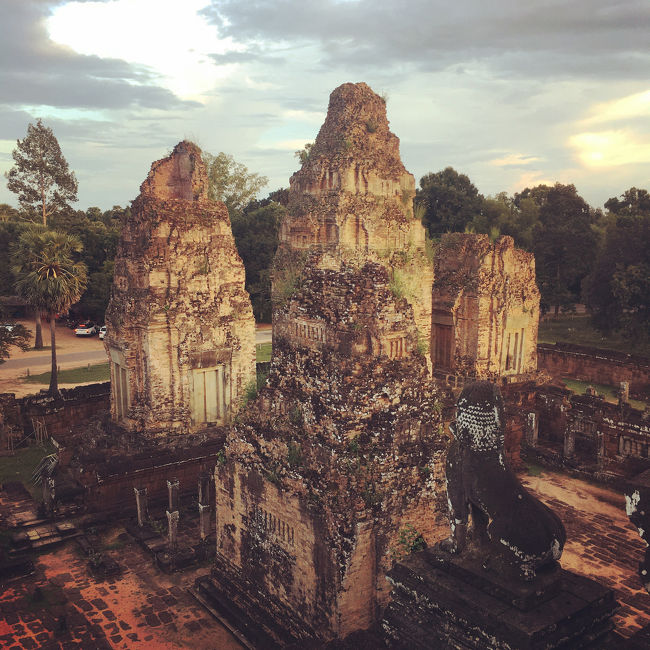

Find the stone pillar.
[
  {"left": 167, "top": 478, "right": 179, "bottom": 512},
  {"left": 596, "top": 428, "right": 605, "bottom": 470},
  {"left": 199, "top": 503, "right": 210, "bottom": 540},
  {"left": 42, "top": 476, "right": 54, "bottom": 514},
  {"left": 166, "top": 509, "right": 179, "bottom": 553},
  {"left": 525, "top": 412, "right": 538, "bottom": 447},
  {"left": 198, "top": 473, "right": 210, "bottom": 507},
  {"left": 619, "top": 381, "right": 630, "bottom": 406},
  {"left": 134, "top": 487, "right": 148, "bottom": 527},
  {"left": 564, "top": 427, "right": 575, "bottom": 459}
]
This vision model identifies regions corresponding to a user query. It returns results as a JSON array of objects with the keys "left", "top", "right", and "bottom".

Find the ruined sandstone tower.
[
  {"left": 210, "top": 84, "right": 447, "bottom": 642},
  {"left": 104, "top": 141, "right": 255, "bottom": 437},
  {"left": 276, "top": 82, "right": 434, "bottom": 366},
  {"left": 431, "top": 233, "right": 540, "bottom": 380}
]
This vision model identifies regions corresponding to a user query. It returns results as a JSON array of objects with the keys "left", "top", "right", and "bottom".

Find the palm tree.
[
  {"left": 13, "top": 230, "right": 87, "bottom": 396},
  {"left": 11, "top": 226, "right": 48, "bottom": 348}
]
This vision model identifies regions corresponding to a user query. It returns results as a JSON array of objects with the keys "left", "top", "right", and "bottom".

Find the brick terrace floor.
[
  {"left": 0, "top": 510, "right": 242, "bottom": 649},
  {"left": 1, "top": 470, "right": 650, "bottom": 647},
  {"left": 523, "top": 469, "right": 650, "bottom": 639}
]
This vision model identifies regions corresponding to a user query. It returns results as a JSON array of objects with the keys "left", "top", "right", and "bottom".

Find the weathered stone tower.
[
  {"left": 431, "top": 233, "right": 540, "bottom": 381},
  {"left": 206, "top": 84, "right": 447, "bottom": 643},
  {"left": 276, "top": 82, "right": 434, "bottom": 367},
  {"left": 104, "top": 141, "right": 255, "bottom": 438}
]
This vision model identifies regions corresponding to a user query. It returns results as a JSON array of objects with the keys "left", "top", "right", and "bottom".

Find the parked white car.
[
  {"left": 74, "top": 322, "right": 97, "bottom": 336},
  {"left": 99, "top": 325, "right": 107, "bottom": 340}
]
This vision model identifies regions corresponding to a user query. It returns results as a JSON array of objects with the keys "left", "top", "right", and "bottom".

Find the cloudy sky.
[{"left": 1, "top": 0, "right": 649, "bottom": 211}]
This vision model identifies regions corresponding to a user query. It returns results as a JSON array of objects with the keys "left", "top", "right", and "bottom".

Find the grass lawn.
[
  {"left": 23, "top": 362, "right": 110, "bottom": 385},
  {"left": 561, "top": 377, "right": 647, "bottom": 411},
  {"left": 256, "top": 342, "right": 272, "bottom": 363},
  {"left": 0, "top": 441, "right": 56, "bottom": 500},
  {"left": 538, "top": 315, "right": 649, "bottom": 357}
]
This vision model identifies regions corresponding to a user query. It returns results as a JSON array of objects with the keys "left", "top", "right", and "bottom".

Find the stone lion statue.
[{"left": 443, "top": 381, "right": 566, "bottom": 580}]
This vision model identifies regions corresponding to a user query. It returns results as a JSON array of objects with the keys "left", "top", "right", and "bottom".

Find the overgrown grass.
[
  {"left": 23, "top": 362, "right": 110, "bottom": 384},
  {"left": 0, "top": 442, "right": 56, "bottom": 499},
  {"left": 526, "top": 463, "right": 545, "bottom": 477},
  {"left": 256, "top": 342, "right": 272, "bottom": 363},
  {"left": 538, "top": 315, "right": 649, "bottom": 357},
  {"left": 562, "top": 377, "right": 647, "bottom": 411}
]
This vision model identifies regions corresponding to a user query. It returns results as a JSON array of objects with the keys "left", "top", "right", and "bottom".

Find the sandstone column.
[
  {"left": 199, "top": 503, "right": 211, "bottom": 541},
  {"left": 526, "top": 412, "right": 538, "bottom": 447},
  {"left": 42, "top": 476, "right": 55, "bottom": 515},
  {"left": 167, "top": 510, "right": 179, "bottom": 553},
  {"left": 166, "top": 478, "right": 180, "bottom": 553},
  {"left": 134, "top": 487, "right": 148, "bottom": 527},
  {"left": 167, "top": 478, "right": 179, "bottom": 512},
  {"left": 564, "top": 427, "right": 575, "bottom": 459},
  {"left": 198, "top": 473, "right": 210, "bottom": 507}
]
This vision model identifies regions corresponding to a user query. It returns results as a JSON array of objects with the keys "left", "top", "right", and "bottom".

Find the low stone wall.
[
  {"left": 80, "top": 439, "right": 224, "bottom": 514},
  {"left": 533, "top": 385, "right": 650, "bottom": 476},
  {"left": 0, "top": 383, "right": 110, "bottom": 446},
  {"left": 537, "top": 343, "right": 650, "bottom": 398}
]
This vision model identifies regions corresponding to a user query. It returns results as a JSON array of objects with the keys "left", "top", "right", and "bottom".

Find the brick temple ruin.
[
  {"left": 204, "top": 82, "right": 447, "bottom": 640},
  {"left": 431, "top": 232, "right": 539, "bottom": 382},
  {"left": 104, "top": 141, "right": 255, "bottom": 438},
  {"left": 2, "top": 82, "right": 650, "bottom": 648}
]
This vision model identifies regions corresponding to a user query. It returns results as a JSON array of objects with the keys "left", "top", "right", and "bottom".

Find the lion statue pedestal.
[{"left": 382, "top": 381, "right": 618, "bottom": 649}]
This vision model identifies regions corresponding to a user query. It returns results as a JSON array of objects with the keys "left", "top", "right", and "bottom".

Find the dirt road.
[{"left": 0, "top": 320, "right": 272, "bottom": 398}]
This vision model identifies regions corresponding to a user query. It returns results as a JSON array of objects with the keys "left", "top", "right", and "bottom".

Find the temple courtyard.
[{"left": 1, "top": 466, "right": 648, "bottom": 649}]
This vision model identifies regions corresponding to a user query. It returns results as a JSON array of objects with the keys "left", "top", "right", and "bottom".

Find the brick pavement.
[
  {"left": 2, "top": 470, "right": 649, "bottom": 647},
  {"left": 523, "top": 469, "right": 650, "bottom": 638},
  {"left": 0, "top": 522, "right": 242, "bottom": 649}
]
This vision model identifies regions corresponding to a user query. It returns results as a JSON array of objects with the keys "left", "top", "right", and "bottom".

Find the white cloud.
[
  {"left": 47, "top": 0, "right": 242, "bottom": 100},
  {"left": 489, "top": 153, "right": 541, "bottom": 167},
  {"left": 569, "top": 130, "right": 650, "bottom": 168},
  {"left": 581, "top": 89, "right": 650, "bottom": 126}
]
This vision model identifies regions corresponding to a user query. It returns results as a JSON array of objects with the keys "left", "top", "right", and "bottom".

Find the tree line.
[
  {"left": 1, "top": 120, "right": 648, "bottom": 392},
  {"left": 417, "top": 168, "right": 649, "bottom": 341}
]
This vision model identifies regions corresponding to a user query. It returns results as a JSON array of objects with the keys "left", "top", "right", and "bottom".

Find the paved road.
[
  {"left": 2, "top": 327, "right": 272, "bottom": 371},
  {"left": 1, "top": 349, "right": 109, "bottom": 371}
]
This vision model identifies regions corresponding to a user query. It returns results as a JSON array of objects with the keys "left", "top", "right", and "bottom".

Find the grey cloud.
[
  {"left": 203, "top": 0, "right": 650, "bottom": 80},
  {"left": 0, "top": 0, "right": 194, "bottom": 110},
  {"left": 209, "top": 50, "right": 286, "bottom": 65}
]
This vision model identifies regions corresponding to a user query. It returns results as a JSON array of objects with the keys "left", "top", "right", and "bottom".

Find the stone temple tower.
[
  {"left": 104, "top": 141, "right": 256, "bottom": 439},
  {"left": 276, "top": 82, "right": 434, "bottom": 367},
  {"left": 207, "top": 84, "right": 447, "bottom": 643},
  {"left": 431, "top": 233, "right": 540, "bottom": 382}
]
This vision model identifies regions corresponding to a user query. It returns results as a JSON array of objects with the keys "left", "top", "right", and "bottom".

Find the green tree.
[
  {"left": 13, "top": 230, "right": 87, "bottom": 396},
  {"left": 516, "top": 184, "right": 597, "bottom": 315},
  {"left": 416, "top": 167, "right": 484, "bottom": 236},
  {"left": 294, "top": 142, "right": 314, "bottom": 165},
  {"left": 231, "top": 199, "right": 284, "bottom": 322},
  {"left": 204, "top": 152, "right": 268, "bottom": 218},
  {"left": 6, "top": 119, "right": 78, "bottom": 226},
  {"left": 584, "top": 213, "right": 650, "bottom": 339},
  {"left": 11, "top": 226, "right": 48, "bottom": 348},
  {"left": 0, "top": 315, "right": 31, "bottom": 363},
  {"left": 604, "top": 187, "right": 650, "bottom": 217},
  {"left": 77, "top": 260, "right": 114, "bottom": 322}
]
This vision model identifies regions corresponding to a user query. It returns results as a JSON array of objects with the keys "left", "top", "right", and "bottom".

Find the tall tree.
[
  {"left": 416, "top": 167, "right": 484, "bottom": 237},
  {"left": 6, "top": 119, "right": 78, "bottom": 226},
  {"left": 11, "top": 226, "right": 48, "bottom": 348},
  {"left": 204, "top": 152, "right": 268, "bottom": 218},
  {"left": 516, "top": 183, "right": 597, "bottom": 314},
  {"left": 0, "top": 312, "right": 31, "bottom": 364},
  {"left": 604, "top": 187, "right": 650, "bottom": 217},
  {"left": 584, "top": 212, "right": 650, "bottom": 339},
  {"left": 13, "top": 230, "right": 87, "bottom": 396},
  {"left": 231, "top": 199, "right": 284, "bottom": 322}
]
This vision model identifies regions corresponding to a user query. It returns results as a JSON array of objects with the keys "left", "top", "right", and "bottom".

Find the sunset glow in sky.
[{"left": 0, "top": 0, "right": 648, "bottom": 209}]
